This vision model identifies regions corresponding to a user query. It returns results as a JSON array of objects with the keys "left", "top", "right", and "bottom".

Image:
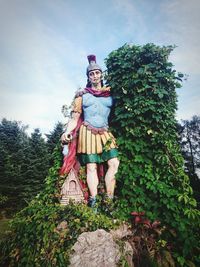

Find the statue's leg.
[
  {"left": 105, "top": 157, "right": 120, "bottom": 197},
  {"left": 86, "top": 163, "right": 99, "bottom": 197}
]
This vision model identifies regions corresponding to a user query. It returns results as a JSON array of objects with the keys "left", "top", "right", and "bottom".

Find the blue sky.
[{"left": 0, "top": 0, "right": 200, "bottom": 135}]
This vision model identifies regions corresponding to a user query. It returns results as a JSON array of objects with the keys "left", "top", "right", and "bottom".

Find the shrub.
[
  {"left": 105, "top": 43, "right": 200, "bottom": 265},
  {"left": 0, "top": 146, "right": 118, "bottom": 266}
]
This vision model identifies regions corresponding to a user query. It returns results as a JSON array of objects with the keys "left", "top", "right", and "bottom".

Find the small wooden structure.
[{"left": 60, "top": 168, "right": 85, "bottom": 205}]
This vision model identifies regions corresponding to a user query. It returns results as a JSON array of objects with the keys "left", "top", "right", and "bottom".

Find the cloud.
[
  {"left": 0, "top": 0, "right": 88, "bottom": 134},
  {"left": 111, "top": 0, "right": 148, "bottom": 42},
  {"left": 111, "top": 0, "right": 200, "bottom": 74},
  {"left": 159, "top": 0, "right": 200, "bottom": 119},
  {"left": 176, "top": 76, "right": 200, "bottom": 120},
  {"left": 0, "top": 84, "right": 74, "bottom": 135},
  {"left": 0, "top": 0, "right": 200, "bottom": 133},
  {"left": 176, "top": 94, "right": 200, "bottom": 120},
  {"left": 161, "top": 0, "right": 200, "bottom": 74}
]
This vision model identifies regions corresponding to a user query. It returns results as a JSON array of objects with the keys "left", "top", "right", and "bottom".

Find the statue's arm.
[{"left": 61, "top": 96, "right": 82, "bottom": 143}]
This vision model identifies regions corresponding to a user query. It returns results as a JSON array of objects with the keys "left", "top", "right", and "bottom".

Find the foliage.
[
  {"left": 0, "top": 119, "right": 64, "bottom": 213},
  {"left": 177, "top": 116, "right": 200, "bottom": 207},
  {"left": 0, "top": 146, "right": 118, "bottom": 267},
  {"left": 129, "top": 212, "right": 175, "bottom": 267},
  {"left": 105, "top": 43, "right": 200, "bottom": 265},
  {"left": 0, "top": 219, "right": 10, "bottom": 240},
  {"left": 0, "top": 203, "right": 117, "bottom": 266},
  {"left": 20, "top": 128, "right": 50, "bottom": 203},
  {"left": 0, "top": 119, "right": 30, "bottom": 211},
  {"left": 0, "top": 194, "right": 8, "bottom": 206},
  {"left": 45, "top": 122, "right": 64, "bottom": 165}
]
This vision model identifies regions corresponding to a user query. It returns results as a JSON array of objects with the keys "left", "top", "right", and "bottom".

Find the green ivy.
[
  {"left": 1, "top": 203, "right": 117, "bottom": 266},
  {"left": 105, "top": 43, "right": 200, "bottom": 266},
  {"left": 0, "top": 146, "right": 119, "bottom": 266}
]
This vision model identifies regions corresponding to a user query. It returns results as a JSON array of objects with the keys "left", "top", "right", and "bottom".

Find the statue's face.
[{"left": 88, "top": 70, "right": 102, "bottom": 86}]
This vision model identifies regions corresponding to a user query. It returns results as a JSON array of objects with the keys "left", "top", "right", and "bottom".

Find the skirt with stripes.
[{"left": 77, "top": 124, "right": 118, "bottom": 164}]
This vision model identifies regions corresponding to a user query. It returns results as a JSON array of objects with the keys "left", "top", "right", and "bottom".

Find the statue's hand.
[{"left": 61, "top": 132, "right": 72, "bottom": 144}]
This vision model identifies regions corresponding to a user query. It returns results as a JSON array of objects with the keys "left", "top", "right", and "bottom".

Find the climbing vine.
[
  {"left": 105, "top": 43, "right": 200, "bottom": 265},
  {"left": 0, "top": 146, "right": 118, "bottom": 266}
]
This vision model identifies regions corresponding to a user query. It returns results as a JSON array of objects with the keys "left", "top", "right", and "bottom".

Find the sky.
[{"left": 0, "top": 0, "right": 200, "bottom": 136}]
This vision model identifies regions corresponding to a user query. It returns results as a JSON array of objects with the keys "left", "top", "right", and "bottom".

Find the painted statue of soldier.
[{"left": 61, "top": 55, "right": 119, "bottom": 207}]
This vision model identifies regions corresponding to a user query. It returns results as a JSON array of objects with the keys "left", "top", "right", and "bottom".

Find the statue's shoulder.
[{"left": 74, "top": 88, "right": 87, "bottom": 98}]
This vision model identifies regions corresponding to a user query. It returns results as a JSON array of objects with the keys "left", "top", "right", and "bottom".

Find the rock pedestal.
[
  {"left": 69, "top": 225, "right": 134, "bottom": 267},
  {"left": 69, "top": 229, "right": 121, "bottom": 267}
]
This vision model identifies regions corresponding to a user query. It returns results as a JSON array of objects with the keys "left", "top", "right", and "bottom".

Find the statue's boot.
[{"left": 88, "top": 196, "right": 97, "bottom": 213}]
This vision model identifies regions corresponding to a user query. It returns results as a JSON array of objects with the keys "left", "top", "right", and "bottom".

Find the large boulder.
[{"left": 69, "top": 228, "right": 132, "bottom": 267}]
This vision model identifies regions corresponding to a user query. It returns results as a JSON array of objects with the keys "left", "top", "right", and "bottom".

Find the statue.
[{"left": 60, "top": 55, "right": 119, "bottom": 207}]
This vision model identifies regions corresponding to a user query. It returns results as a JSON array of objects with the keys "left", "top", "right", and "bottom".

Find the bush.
[
  {"left": 105, "top": 43, "right": 200, "bottom": 265},
  {"left": 0, "top": 201, "right": 117, "bottom": 267},
  {"left": 0, "top": 146, "right": 119, "bottom": 266}
]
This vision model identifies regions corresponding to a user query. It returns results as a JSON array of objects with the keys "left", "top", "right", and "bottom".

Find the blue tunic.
[{"left": 82, "top": 93, "right": 113, "bottom": 128}]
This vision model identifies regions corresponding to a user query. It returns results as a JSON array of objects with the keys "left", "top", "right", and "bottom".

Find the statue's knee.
[
  {"left": 87, "top": 163, "right": 97, "bottom": 173},
  {"left": 108, "top": 158, "right": 119, "bottom": 173}
]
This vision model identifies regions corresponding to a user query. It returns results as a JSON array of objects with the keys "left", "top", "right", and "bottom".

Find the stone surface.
[
  {"left": 110, "top": 223, "right": 134, "bottom": 267},
  {"left": 69, "top": 229, "right": 121, "bottom": 267},
  {"left": 110, "top": 223, "right": 132, "bottom": 239},
  {"left": 123, "top": 241, "right": 135, "bottom": 267}
]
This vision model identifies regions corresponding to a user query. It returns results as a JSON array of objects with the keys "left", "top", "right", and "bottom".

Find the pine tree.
[
  {"left": 0, "top": 119, "right": 29, "bottom": 211},
  {"left": 178, "top": 116, "right": 200, "bottom": 207},
  {"left": 45, "top": 122, "right": 63, "bottom": 165},
  {"left": 20, "top": 128, "right": 50, "bottom": 203},
  {"left": 0, "top": 120, "right": 51, "bottom": 211}
]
